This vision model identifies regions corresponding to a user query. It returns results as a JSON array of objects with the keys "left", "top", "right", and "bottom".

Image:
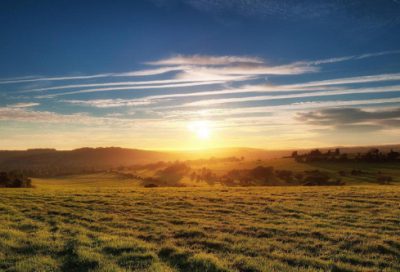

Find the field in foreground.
[{"left": 0, "top": 186, "right": 399, "bottom": 272}]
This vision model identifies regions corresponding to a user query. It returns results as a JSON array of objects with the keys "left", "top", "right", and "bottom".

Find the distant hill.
[
  {"left": 1, "top": 144, "right": 400, "bottom": 170},
  {"left": 0, "top": 147, "right": 173, "bottom": 169}
]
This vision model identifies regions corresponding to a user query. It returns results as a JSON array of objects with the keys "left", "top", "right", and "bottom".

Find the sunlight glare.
[{"left": 188, "top": 121, "right": 212, "bottom": 140}]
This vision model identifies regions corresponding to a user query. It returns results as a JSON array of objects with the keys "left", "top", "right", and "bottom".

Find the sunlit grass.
[{"left": 0, "top": 186, "right": 399, "bottom": 271}]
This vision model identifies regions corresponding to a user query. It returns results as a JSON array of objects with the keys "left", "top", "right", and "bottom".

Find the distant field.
[
  {"left": 32, "top": 158, "right": 400, "bottom": 188},
  {"left": 33, "top": 172, "right": 144, "bottom": 189},
  {"left": 0, "top": 186, "right": 399, "bottom": 272}
]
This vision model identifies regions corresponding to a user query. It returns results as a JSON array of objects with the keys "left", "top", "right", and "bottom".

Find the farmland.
[
  {"left": 0, "top": 185, "right": 399, "bottom": 272},
  {"left": 1, "top": 157, "right": 400, "bottom": 272}
]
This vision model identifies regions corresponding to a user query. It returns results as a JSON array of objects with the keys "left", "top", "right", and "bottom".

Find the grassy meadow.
[
  {"left": 1, "top": 159, "right": 400, "bottom": 271},
  {"left": 0, "top": 186, "right": 399, "bottom": 271}
]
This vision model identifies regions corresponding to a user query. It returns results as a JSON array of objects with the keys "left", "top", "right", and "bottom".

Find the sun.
[{"left": 188, "top": 121, "right": 212, "bottom": 140}]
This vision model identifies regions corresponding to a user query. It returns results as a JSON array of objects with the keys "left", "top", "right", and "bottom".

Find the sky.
[{"left": 1, "top": 0, "right": 400, "bottom": 150}]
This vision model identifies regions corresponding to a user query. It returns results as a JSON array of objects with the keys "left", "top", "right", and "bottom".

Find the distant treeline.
[
  {"left": 221, "top": 166, "right": 345, "bottom": 187},
  {"left": 292, "top": 148, "right": 400, "bottom": 163},
  {"left": 14, "top": 166, "right": 110, "bottom": 178},
  {"left": 125, "top": 156, "right": 243, "bottom": 171}
]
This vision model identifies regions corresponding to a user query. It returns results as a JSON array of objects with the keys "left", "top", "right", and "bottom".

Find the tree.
[
  {"left": 291, "top": 151, "right": 298, "bottom": 158},
  {"left": 334, "top": 148, "right": 340, "bottom": 156},
  {"left": 295, "top": 173, "right": 303, "bottom": 182}
]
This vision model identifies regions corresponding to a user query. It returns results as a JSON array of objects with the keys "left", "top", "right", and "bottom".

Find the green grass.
[{"left": 0, "top": 186, "right": 399, "bottom": 271}]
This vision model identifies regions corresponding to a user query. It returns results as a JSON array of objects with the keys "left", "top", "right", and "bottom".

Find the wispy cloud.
[
  {"left": 179, "top": 85, "right": 400, "bottom": 107},
  {"left": 19, "top": 74, "right": 253, "bottom": 94},
  {"left": 6, "top": 102, "right": 40, "bottom": 108},
  {"left": 114, "top": 66, "right": 190, "bottom": 76},
  {"left": 145, "top": 54, "right": 264, "bottom": 65},
  {"left": 61, "top": 99, "right": 165, "bottom": 108},
  {"left": 357, "top": 50, "right": 400, "bottom": 59},
  {"left": 295, "top": 107, "right": 400, "bottom": 130},
  {"left": 0, "top": 74, "right": 113, "bottom": 85},
  {"left": 38, "top": 80, "right": 230, "bottom": 97},
  {"left": 161, "top": 97, "right": 400, "bottom": 117},
  {"left": 282, "top": 73, "right": 400, "bottom": 89}
]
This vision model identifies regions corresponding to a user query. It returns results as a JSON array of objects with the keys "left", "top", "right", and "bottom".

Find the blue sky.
[{"left": 1, "top": 0, "right": 400, "bottom": 150}]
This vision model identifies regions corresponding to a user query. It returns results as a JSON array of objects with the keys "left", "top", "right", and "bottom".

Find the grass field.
[{"left": 0, "top": 185, "right": 399, "bottom": 272}]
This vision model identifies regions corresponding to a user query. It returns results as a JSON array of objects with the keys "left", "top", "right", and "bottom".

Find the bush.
[
  {"left": 350, "top": 169, "right": 362, "bottom": 175},
  {"left": 275, "top": 170, "right": 292, "bottom": 182},
  {"left": 249, "top": 166, "right": 274, "bottom": 180},
  {"left": 338, "top": 170, "right": 346, "bottom": 177},
  {"left": 302, "top": 172, "right": 330, "bottom": 186},
  {"left": 144, "top": 183, "right": 159, "bottom": 188},
  {"left": 295, "top": 173, "right": 303, "bottom": 182},
  {"left": 0, "top": 171, "right": 34, "bottom": 188},
  {"left": 377, "top": 176, "right": 392, "bottom": 185}
]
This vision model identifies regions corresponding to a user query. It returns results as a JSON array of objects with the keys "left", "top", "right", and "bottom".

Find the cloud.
[
  {"left": 145, "top": 54, "right": 264, "bottom": 65},
  {"left": 357, "top": 50, "right": 400, "bottom": 59},
  {"left": 179, "top": 85, "right": 400, "bottom": 107},
  {"left": 295, "top": 107, "right": 400, "bottom": 130},
  {"left": 160, "top": 97, "right": 400, "bottom": 118},
  {"left": 3, "top": 50, "right": 400, "bottom": 89},
  {"left": 38, "top": 80, "right": 230, "bottom": 97},
  {"left": 282, "top": 73, "right": 400, "bottom": 89},
  {"left": 20, "top": 74, "right": 254, "bottom": 94},
  {"left": 6, "top": 102, "right": 40, "bottom": 108},
  {"left": 106, "top": 113, "right": 124, "bottom": 117},
  {"left": 61, "top": 99, "right": 165, "bottom": 108},
  {"left": 0, "top": 107, "right": 187, "bottom": 129},
  {"left": 0, "top": 75, "right": 42, "bottom": 82},
  {"left": 114, "top": 66, "right": 189, "bottom": 76},
  {"left": 0, "top": 74, "right": 112, "bottom": 85}
]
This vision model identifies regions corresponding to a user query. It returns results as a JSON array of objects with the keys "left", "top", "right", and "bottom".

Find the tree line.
[{"left": 292, "top": 148, "right": 400, "bottom": 163}]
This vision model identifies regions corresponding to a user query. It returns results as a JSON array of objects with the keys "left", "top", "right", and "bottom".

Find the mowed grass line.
[
  {"left": 0, "top": 186, "right": 399, "bottom": 271},
  {"left": 32, "top": 172, "right": 144, "bottom": 189}
]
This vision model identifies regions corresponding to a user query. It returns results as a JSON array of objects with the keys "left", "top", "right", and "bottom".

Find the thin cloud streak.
[
  {"left": 61, "top": 99, "right": 164, "bottom": 108},
  {"left": 140, "top": 86, "right": 343, "bottom": 100},
  {"left": 19, "top": 75, "right": 254, "bottom": 93},
  {"left": 145, "top": 55, "right": 264, "bottom": 65},
  {"left": 282, "top": 73, "right": 400, "bottom": 89},
  {"left": 6, "top": 102, "right": 40, "bottom": 108},
  {"left": 0, "top": 74, "right": 113, "bottom": 85},
  {"left": 39, "top": 81, "right": 229, "bottom": 98},
  {"left": 357, "top": 50, "right": 400, "bottom": 59},
  {"left": 179, "top": 85, "right": 400, "bottom": 107},
  {"left": 162, "top": 97, "right": 400, "bottom": 117}
]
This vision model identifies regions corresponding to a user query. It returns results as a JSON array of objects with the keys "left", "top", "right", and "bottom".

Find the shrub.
[
  {"left": 377, "top": 176, "right": 392, "bottom": 185},
  {"left": 294, "top": 173, "right": 303, "bottom": 182},
  {"left": 302, "top": 173, "right": 330, "bottom": 186},
  {"left": 350, "top": 169, "right": 363, "bottom": 175},
  {"left": 144, "top": 183, "right": 159, "bottom": 188},
  {"left": 0, "top": 171, "right": 34, "bottom": 188},
  {"left": 275, "top": 170, "right": 292, "bottom": 182},
  {"left": 248, "top": 166, "right": 274, "bottom": 180}
]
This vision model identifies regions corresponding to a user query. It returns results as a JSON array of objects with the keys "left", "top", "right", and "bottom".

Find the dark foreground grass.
[{"left": 0, "top": 186, "right": 399, "bottom": 271}]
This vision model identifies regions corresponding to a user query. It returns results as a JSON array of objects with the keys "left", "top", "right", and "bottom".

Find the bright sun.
[{"left": 188, "top": 121, "right": 212, "bottom": 140}]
